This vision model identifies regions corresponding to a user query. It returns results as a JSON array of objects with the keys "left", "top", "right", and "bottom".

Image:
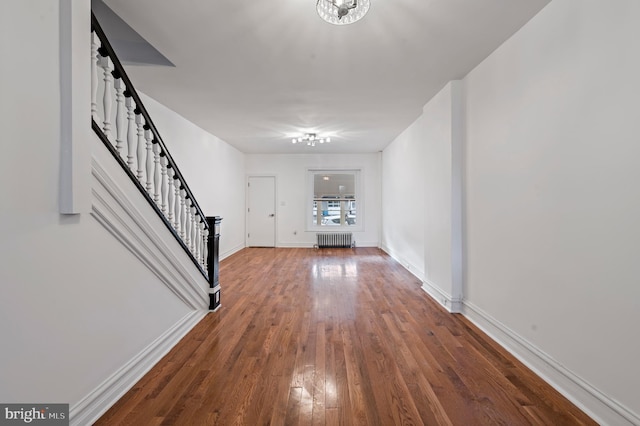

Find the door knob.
[{"left": 269, "top": 213, "right": 275, "bottom": 217}]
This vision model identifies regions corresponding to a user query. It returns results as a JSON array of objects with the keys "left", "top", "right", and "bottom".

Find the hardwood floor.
[{"left": 97, "top": 248, "right": 596, "bottom": 425}]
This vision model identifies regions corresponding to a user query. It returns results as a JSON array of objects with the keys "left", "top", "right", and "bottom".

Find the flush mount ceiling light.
[
  {"left": 291, "top": 133, "right": 331, "bottom": 147},
  {"left": 316, "top": 0, "right": 370, "bottom": 25}
]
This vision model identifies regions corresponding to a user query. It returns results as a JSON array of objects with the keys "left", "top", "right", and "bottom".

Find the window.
[{"left": 308, "top": 170, "right": 361, "bottom": 230}]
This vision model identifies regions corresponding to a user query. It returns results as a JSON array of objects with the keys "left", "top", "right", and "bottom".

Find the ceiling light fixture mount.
[
  {"left": 316, "top": 0, "right": 370, "bottom": 25},
  {"left": 291, "top": 133, "right": 331, "bottom": 147}
]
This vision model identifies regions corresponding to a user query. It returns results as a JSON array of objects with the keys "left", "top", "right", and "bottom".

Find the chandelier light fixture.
[
  {"left": 291, "top": 133, "right": 331, "bottom": 147},
  {"left": 316, "top": 0, "right": 370, "bottom": 25}
]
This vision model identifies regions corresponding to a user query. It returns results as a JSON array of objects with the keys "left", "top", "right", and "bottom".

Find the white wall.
[
  {"left": 422, "top": 87, "right": 452, "bottom": 293},
  {"left": 0, "top": 2, "right": 207, "bottom": 424},
  {"left": 382, "top": 1, "right": 640, "bottom": 423},
  {"left": 245, "top": 153, "right": 381, "bottom": 247},
  {"left": 382, "top": 81, "right": 463, "bottom": 311},
  {"left": 381, "top": 115, "right": 426, "bottom": 279},
  {"left": 139, "top": 93, "right": 246, "bottom": 259},
  {"left": 462, "top": 0, "right": 640, "bottom": 423},
  {"left": 422, "top": 81, "right": 463, "bottom": 311}
]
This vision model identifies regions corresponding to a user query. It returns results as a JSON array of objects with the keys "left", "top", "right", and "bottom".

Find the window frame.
[{"left": 306, "top": 169, "right": 363, "bottom": 232}]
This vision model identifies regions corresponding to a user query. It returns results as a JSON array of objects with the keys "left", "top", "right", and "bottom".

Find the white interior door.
[{"left": 247, "top": 176, "right": 276, "bottom": 247}]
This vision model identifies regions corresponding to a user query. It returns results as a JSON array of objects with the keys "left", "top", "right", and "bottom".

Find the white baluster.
[
  {"left": 185, "top": 199, "right": 192, "bottom": 249},
  {"left": 153, "top": 143, "right": 161, "bottom": 203},
  {"left": 202, "top": 221, "right": 208, "bottom": 269},
  {"left": 196, "top": 220, "right": 203, "bottom": 266},
  {"left": 114, "top": 78, "right": 126, "bottom": 155},
  {"left": 167, "top": 166, "right": 175, "bottom": 225},
  {"left": 136, "top": 117, "right": 145, "bottom": 182},
  {"left": 193, "top": 214, "right": 200, "bottom": 263},
  {"left": 179, "top": 187, "right": 187, "bottom": 240},
  {"left": 145, "top": 130, "right": 153, "bottom": 193},
  {"left": 160, "top": 154, "right": 168, "bottom": 215},
  {"left": 190, "top": 206, "right": 197, "bottom": 254},
  {"left": 202, "top": 226, "right": 209, "bottom": 274},
  {"left": 98, "top": 54, "right": 113, "bottom": 139},
  {"left": 125, "top": 95, "right": 136, "bottom": 168},
  {"left": 174, "top": 177, "right": 181, "bottom": 231},
  {"left": 193, "top": 211, "right": 199, "bottom": 258},
  {"left": 91, "top": 32, "right": 99, "bottom": 122},
  {"left": 201, "top": 222, "right": 207, "bottom": 268},
  {"left": 195, "top": 216, "right": 202, "bottom": 264}
]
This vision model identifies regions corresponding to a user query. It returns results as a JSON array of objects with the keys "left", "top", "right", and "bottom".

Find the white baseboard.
[
  {"left": 421, "top": 280, "right": 462, "bottom": 313},
  {"left": 380, "top": 244, "right": 425, "bottom": 282},
  {"left": 276, "top": 242, "right": 314, "bottom": 248},
  {"left": 274, "top": 241, "right": 381, "bottom": 248},
  {"left": 370, "top": 242, "right": 638, "bottom": 424},
  {"left": 70, "top": 310, "right": 206, "bottom": 426},
  {"left": 353, "top": 240, "right": 380, "bottom": 248},
  {"left": 461, "top": 301, "right": 640, "bottom": 426},
  {"left": 220, "top": 243, "right": 245, "bottom": 260}
]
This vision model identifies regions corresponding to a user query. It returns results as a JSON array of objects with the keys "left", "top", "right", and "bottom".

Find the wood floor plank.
[
  {"left": 96, "top": 247, "right": 597, "bottom": 425},
  {"left": 311, "top": 322, "right": 326, "bottom": 426},
  {"left": 284, "top": 386, "right": 303, "bottom": 425}
]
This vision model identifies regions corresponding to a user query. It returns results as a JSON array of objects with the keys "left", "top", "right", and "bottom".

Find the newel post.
[{"left": 207, "top": 216, "right": 222, "bottom": 311}]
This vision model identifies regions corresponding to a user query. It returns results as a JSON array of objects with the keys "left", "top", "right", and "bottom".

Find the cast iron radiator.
[{"left": 315, "top": 232, "right": 354, "bottom": 248}]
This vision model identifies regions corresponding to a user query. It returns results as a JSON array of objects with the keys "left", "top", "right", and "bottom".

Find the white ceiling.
[{"left": 103, "top": 0, "right": 550, "bottom": 154}]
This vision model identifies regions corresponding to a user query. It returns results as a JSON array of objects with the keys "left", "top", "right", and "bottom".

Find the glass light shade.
[
  {"left": 316, "top": 0, "right": 370, "bottom": 25},
  {"left": 292, "top": 133, "right": 332, "bottom": 147}
]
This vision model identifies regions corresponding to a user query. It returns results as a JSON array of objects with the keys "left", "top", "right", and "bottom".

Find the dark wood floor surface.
[{"left": 97, "top": 247, "right": 596, "bottom": 425}]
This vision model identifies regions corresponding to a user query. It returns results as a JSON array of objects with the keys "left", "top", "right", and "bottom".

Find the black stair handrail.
[{"left": 91, "top": 12, "right": 211, "bottom": 282}]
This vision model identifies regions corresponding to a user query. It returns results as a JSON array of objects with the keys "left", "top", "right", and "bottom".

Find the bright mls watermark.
[{"left": 0, "top": 404, "right": 68, "bottom": 425}]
